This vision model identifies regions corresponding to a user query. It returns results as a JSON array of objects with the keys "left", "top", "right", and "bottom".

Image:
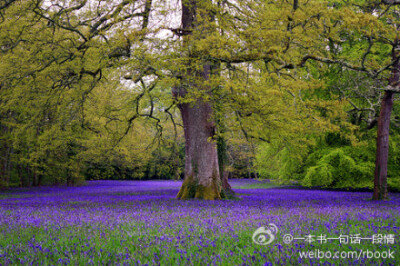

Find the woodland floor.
[{"left": 0, "top": 179, "right": 399, "bottom": 265}]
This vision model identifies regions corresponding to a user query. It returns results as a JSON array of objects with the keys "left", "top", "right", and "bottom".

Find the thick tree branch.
[
  {"left": 382, "top": 0, "right": 400, "bottom": 5},
  {"left": 56, "top": 0, "right": 88, "bottom": 16},
  {"left": 32, "top": 8, "right": 88, "bottom": 42},
  {"left": 90, "top": 0, "right": 144, "bottom": 37},
  {"left": 0, "top": 0, "right": 17, "bottom": 12},
  {"left": 361, "top": 37, "right": 373, "bottom": 69},
  {"left": 142, "top": 0, "right": 152, "bottom": 30},
  {"left": 93, "top": 12, "right": 146, "bottom": 38},
  {"left": 379, "top": 85, "right": 400, "bottom": 93},
  {"left": 300, "top": 55, "right": 371, "bottom": 74}
]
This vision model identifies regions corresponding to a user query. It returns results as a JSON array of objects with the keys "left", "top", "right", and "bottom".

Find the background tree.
[
  {"left": 0, "top": 0, "right": 161, "bottom": 187},
  {"left": 1, "top": 0, "right": 399, "bottom": 203},
  {"left": 297, "top": 0, "right": 400, "bottom": 199}
]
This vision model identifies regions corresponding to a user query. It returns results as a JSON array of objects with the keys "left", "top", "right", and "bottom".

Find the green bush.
[
  {"left": 302, "top": 148, "right": 374, "bottom": 188},
  {"left": 255, "top": 141, "right": 306, "bottom": 183}
]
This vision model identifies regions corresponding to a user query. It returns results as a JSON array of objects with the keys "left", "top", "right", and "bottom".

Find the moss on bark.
[{"left": 177, "top": 171, "right": 224, "bottom": 200}]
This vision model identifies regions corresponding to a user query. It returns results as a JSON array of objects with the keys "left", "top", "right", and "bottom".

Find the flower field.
[{"left": 0, "top": 180, "right": 399, "bottom": 265}]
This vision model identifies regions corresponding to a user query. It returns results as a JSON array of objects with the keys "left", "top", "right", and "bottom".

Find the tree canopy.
[{"left": 0, "top": 0, "right": 399, "bottom": 200}]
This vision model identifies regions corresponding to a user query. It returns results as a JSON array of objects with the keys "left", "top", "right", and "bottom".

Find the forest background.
[{"left": 1, "top": 0, "right": 400, "bottom": 198}]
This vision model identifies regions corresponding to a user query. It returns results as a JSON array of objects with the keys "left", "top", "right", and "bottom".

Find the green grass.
[
  {"left": 232, "top": 180, "right": 281, "bottom": 189},
  {"left": 0, "top": 216, "right": 397, "bottom": 265}
]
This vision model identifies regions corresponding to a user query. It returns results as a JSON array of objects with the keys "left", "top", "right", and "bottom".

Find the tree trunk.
[
  {"left": 18, "top": 164, "right": 23, "bottom": 187},
  {"left": 373, "top": 91, "right": 394, "bottom": 200},
  {"left": 222, "top": 171, "right": 232, "bottom": 190},
  {"left": 175, "top": 0, "right": 224, "bottom": 200},
  {"left": 218, "top": 138, "right": 234, "bottom": 195},
  {"left": 373, "top": 38, "right": 399, "bottom": 200},
  {"left": 32, "top": 168, "right": 38, "bottom": 187},
  {"left": 176, "top": 98, "right": 223, "bottom": 200},
  {"left": 216, "top": 108, "right": 234, "bottom": 195}
]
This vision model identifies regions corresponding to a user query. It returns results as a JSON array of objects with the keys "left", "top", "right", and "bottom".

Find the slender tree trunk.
[
  {"left": 32, "top": 168, "right": 38, "bottom": 187},
  {"left": 175, "top": 0, "right": 224, "bottom": 200},
  {"left": 3, "top": 145, "right": 11, "bottom": 186},
  {"left": 18, "top": 164, "right": 23, "bottom": 187},
  {"left": 173, "top": 143, "right": 181, "bottom": 180},
  {"left": 216, "top": 97, "right": 234, "bottom": 194},
  {"left": 247, "top": 156, "right": 253, "bottom": 179},
  {"left": 218, "top": 136, "right": 233, "bottom": 194},
  {"left": 27, "top": 167, "right": 32, "bottom": 187},
  {"left": 37, "top": 172, "right": 42, "bottom": 186},
  {"left": 222, "top": 171, "right": 232, "bottom": 191},
  {"left": 373, "top": 38, "right": 399, "bottom": 200},
  {"left": 6, "top": 146, "right": 13, "bottom": 186},
  {"left": 373, "top": 91, "right": 394, "bottom": 200},
  {"left": 0, "top": 158, "right": 4, "bottom": 189},
  {"left": 0, "top": 155, "right": 5, "bottom": 187}
]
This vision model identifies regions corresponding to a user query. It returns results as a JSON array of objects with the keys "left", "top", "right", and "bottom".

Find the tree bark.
[
  {"left": 222, "top": 171, "right": 232, "bottom": 191},
  {"left": 373, "top": 37, "right": 399, "bottom": 200},
  {"left": 175, "top": 0, "right": 225, "bottom": 200},
  {"left": 175, "top": 96, "right": 223, "bottom": 200},
  {"left": 373, "top": 91, "right": 394, "bottom": 200}
]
